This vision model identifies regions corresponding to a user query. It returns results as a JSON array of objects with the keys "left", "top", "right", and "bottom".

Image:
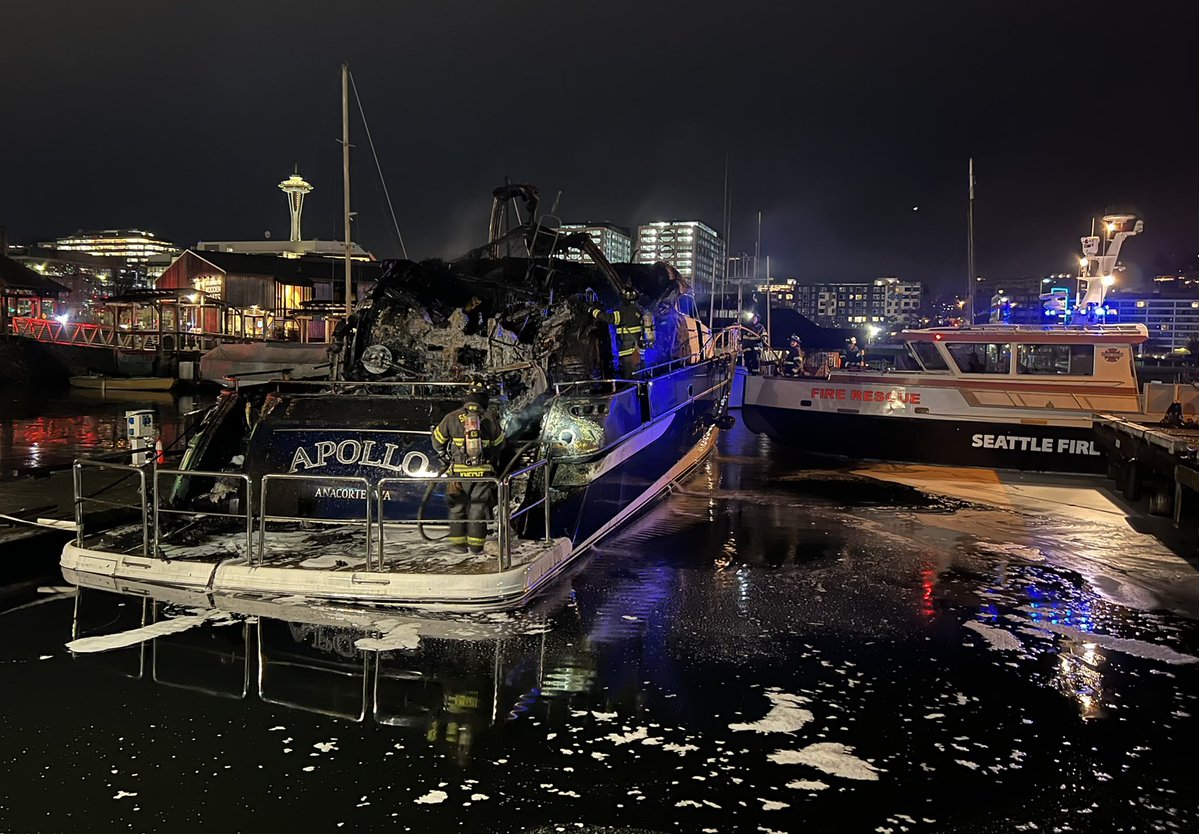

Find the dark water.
[
  {"left": 1, "top": 427, "right": 1197, "bottom": 833},
  {"left": 0, "top": 388, "right": 213, "bottom": 477}
]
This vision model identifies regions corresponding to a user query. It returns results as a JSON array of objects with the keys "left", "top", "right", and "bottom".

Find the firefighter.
[
  {"left": 743, "top": 314, "right": 766, "bottom": 374},
  {"left": 783, "top": 333, "right": 804, "bottom": 376},
  {"left": 844, "top": 336, "right": 865, "bottom": 368},
  {"left": 431, "top": 382, "right": 506, "bottom": 553},
  {"left": 591, "top": 288, "right": 644, "bottom": 378}
]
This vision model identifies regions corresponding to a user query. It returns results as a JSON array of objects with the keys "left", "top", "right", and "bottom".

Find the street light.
[{"left": 1101, "top": 275, "right": 1116, "bottom": 287}]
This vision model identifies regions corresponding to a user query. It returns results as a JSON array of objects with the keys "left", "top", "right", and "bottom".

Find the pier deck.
[{"left": 1093, "top": 414, "right": 1199, "bottom": 528}]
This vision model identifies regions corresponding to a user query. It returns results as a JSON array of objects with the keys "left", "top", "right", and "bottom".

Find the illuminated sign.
[{"left": 192, "top": 274, "right": 223, "bottom": 299}]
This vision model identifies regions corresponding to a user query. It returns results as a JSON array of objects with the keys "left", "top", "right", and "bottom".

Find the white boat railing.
[
  {"left": 73, "top": 459, "right": 149, "bottom": 557},
  {"left": 72, "top": 459, "right": 552, "bottom": 575},
  {"left": 375, "top": 458, "right": 550, "bottom": 572}
]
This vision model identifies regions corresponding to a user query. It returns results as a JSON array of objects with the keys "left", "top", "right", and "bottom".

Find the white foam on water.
[
  {"left": 786, "top": 779, "right": 829, "bottom": 791},
  {"left": 591, "top": 710, "right": 617, "bottom": 721},
  {"left": 470, "top": 794, "right": 489, "bottom": 801},
  {"left": 67, "top": 611, "right": 221, "bottom": 654},
  {"left": 924, "top": 713, "right": 945, "bottom": 719},
  {"left": 314, "top": 742, "right": 337, "bottom": 753},
  {"left": 604, "top": 727, "right": 648, "bottom": 745},
  {"left": 769, "top": 742, "right": 880, "bottom": 781},
  {"left": 622, "top": 615, "right": 639, "bottom": 621},
  {"left": 354, "top": 622, "right": 422, "bottom": 652},
  {"left": 1026, "top": 621, "right": 1198, "bottom": 665},
  {"left": 590, "top": 751, "right": 608, "bottom": 760},
  {"left": 113, "top": 791, "right": 137, "bottom": 800},
  {"left": 760, "top": 799, "right": 789, "bottom": 811},
  {"left": 663, "top": 743, "right": 698, "bottom": 755},
  {"left": 302, "top": 766, "right": 315, "bottom": 772},
  {"left": 955, "top": 760, "right": 979, "bottom": 770},
  {"left": 963, "top": 620, "right": 1023, "bottom": 651},
  {"left": 729, "top": 690, "right": 813, "bottom": 734},
  {"left": 415, "top": 790, "right": 448, "bottom": 805},
  {"left": 268, "top": 726, "right": 285, "bottom": 732}
]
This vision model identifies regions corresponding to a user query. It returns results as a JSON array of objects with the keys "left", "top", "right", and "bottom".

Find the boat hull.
[
  {"left": 60, "top": 358, "right": 730, "bottom": 609},
  {"left": 741, "top": 403, "right": 1106, "bottom": 473}
]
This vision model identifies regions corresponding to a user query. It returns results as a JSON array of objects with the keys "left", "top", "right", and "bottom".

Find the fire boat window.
[
  {"left": 1016, "top": 344, "right": 1095, "bottom": 376},
  {"left": 946, "top": 342, "right": 1011, "bottom": 374},
  {"left": 909, "top": 341, "right": 949, "bottom": 371}
]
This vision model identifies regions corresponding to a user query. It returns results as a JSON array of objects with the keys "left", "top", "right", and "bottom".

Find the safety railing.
[
  {"left": 73, "top": 459, "right": 149, "bottom": 556},
  {"left": 375, "top": 458, "right": 551, "bottom": 573},
  {"left": 74, "top": 461, "right": 554, "bottom": 574},
  {"left": 153, "top": 469, "right": 253, "bottom": 561},
  {"left": 375, "top": 474, "right": 501, "bottom": 571},
  {"left": 258, "top": 474, "right": 373, "bottom": 568}
]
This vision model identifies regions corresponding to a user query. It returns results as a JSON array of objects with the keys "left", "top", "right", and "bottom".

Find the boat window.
[
  {"left": 1016, "top": 344, "right": 1094, "bottom": 376},
  {"left": 946, "top": 342, "right": 1011, "bottom": 374},
  {"left": 909, "top": 341, "right": 949, "bottom": 371}
]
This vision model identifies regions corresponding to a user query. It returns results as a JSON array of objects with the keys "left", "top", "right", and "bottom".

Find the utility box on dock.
[{"left": 126, "top": 409, "right": 156, "bottom": 466}]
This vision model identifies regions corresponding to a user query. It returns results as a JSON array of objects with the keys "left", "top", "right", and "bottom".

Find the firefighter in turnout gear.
[
  {"left": 431, "top": 383, "right": 506, "bottom": 553},
  {"left": 591, "top": 288, "right": 645, "bottom": 378}
]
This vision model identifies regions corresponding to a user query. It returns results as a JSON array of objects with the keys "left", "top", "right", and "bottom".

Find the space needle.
[{"left": 278, "top": 169, "right": 314, "bottom": 242}]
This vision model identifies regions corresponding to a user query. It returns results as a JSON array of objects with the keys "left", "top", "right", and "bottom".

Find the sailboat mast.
[
  {"left": 342, "top": 63, "right": 353, "bottom": 317},
  {"left": 966, "top": 158, "right": 976, "bottom": 324}
]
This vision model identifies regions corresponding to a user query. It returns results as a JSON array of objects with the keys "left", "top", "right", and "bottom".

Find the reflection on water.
[
  {"left": 0, "top": 389, "right": 212, "bottom": 476},
  {"left": 5, "top": 424, "right": 1193, "bottom": 831}
]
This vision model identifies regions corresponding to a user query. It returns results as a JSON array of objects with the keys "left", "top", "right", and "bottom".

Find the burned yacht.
[{"left": 62, "top": 185, "right": 735, "bottom": 609}]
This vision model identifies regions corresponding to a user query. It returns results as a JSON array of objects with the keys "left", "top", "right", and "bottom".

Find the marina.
[{"left": 2, "top": 4, "right": 1197, "bottom": 832}]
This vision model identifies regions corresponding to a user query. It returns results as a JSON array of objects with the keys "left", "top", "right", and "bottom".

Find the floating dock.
[{"left": 1093, "top": 415, "right": 1199, "bottom": 526}]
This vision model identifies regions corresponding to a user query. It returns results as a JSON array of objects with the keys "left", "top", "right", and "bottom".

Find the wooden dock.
[{"left": 1093, "top": 415, "right": 1199, "bottom": 529}]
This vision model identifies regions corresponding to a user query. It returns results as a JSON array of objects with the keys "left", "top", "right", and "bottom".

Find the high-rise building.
[
  {"left": 559, "top": 223, "right": 632, "bottom": 264},
  {"left": 635, "top": 221, "right": 725, "bottom": 291},
  {"left": 790, "top": 278, "right": 923, "bottom": 328},
  {"left": 49, "top": 229, "right": 177, "bottom": 264}
]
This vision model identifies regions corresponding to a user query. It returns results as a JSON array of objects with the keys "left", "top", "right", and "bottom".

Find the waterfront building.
[
  {"left": 635, "top": 221, "right": 725, "bottom": 293},
  {"left": 790, "top": 278, "right": 924, "bottom": 328},
  {"left": 0, "top": 254, "right": 68, "bottom": 333},
  {"left": 156, "top": 249, "right": 381, "bottom": 341},
  {"left": 558, "top": 222, "right": 632, "bottom": 264},
  {"left": 196, "top": 238, "right": 374, "bottom": 260},
  {"left": 10, "top": 250, "right": 118, "bottom": 323},
  {"left": 48, "top": 229, "right": 177, "bottom": 264},
  {"left": 1105, "top": 290, "right": 1199, "bottom": 354}
]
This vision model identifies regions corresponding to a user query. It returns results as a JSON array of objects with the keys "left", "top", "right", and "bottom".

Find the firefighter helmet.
[{"left": 464, "top": 381, "right": 489, "bottom": 408}]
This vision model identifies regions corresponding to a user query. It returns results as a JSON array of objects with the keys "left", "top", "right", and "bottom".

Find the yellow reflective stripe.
[
  {"left": 450, "top": 465, "right": 492, "bottom": 476},
  {"left": 466, "top": 536, "right": 486, "bottom": 546},
  {"left": 447, "top": 536, "right": 467, "bottom": 544},
  {"left": 616, "top": 326, "right": 640, "bottom": 334},
  {"left": 492, "top": 432, "right": 506, "bottom": 446},
  {"left": 432, "top": 426, "right": 447, "bottom": 443},
  {"left": 618, "top": 348, "right": 638, "bottom": 357},
  {"left": 451, "top": 438, "right": 465, "bottom": 445}
]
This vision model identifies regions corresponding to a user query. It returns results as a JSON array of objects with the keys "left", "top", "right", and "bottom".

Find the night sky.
[{"left": 2, "top": 1, "right": 1195, "bottom": 293}]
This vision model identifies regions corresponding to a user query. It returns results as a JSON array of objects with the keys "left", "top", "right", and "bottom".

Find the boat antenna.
[
  {"left": 349, "top": 70, "right": 409, "bottom": 260},
  {"left": 341, "top": 62, "right": 353, "bottom": 317},
  {"left": 966, "top": 158, "right": 976, "bottom": 325}
]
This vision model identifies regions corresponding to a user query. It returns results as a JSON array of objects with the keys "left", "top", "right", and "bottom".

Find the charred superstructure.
[{"left": 62, "top": 185, "right": 734, "bottom": 609}]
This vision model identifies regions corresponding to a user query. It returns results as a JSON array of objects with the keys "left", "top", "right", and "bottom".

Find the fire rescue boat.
[
  {"left": 742, "top": 214, "right": 1170, "bottom": 474},
  {"left": 61, "top": 185, "right": 735, "bottom": 609}
]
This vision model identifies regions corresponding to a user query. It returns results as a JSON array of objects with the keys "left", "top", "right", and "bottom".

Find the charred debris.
[{"left": 329, "top": 183, "right": 702, "bottom": 409}]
